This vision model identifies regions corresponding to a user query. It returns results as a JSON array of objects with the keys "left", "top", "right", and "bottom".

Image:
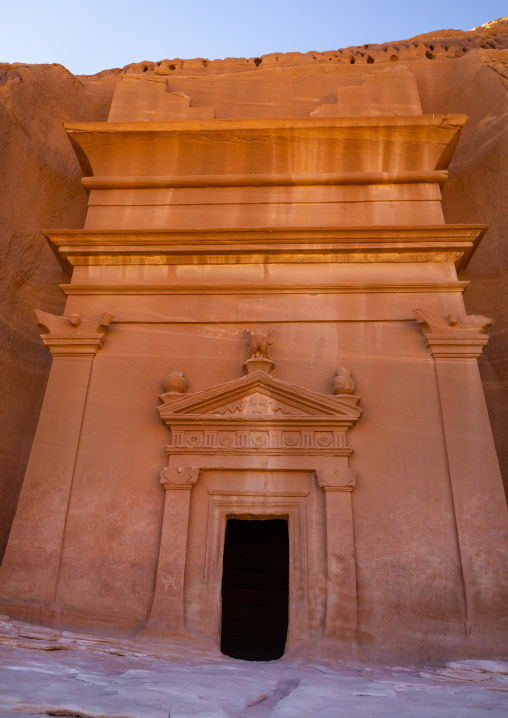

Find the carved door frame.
[{"left": 150, "top": 358, "right": 362, "bottom": 644}]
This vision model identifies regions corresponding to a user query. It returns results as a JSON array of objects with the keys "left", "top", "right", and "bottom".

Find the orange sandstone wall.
[
  {"left": 0, "top": 65, "right": 112, "bottom": 558},
  {"left": 1, "top": 19, "right": 508, "bottom": 560}
]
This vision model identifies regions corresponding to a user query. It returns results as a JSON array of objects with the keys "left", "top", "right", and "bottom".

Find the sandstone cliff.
[{"left": 1, "top": 17, "right": 507, "bottom": 560}]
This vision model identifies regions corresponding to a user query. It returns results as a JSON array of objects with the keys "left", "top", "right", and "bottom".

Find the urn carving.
[
  {"left": 333, "top": 368, "right": 355, "bottom": 395},
  {"left": 163, "top": 370, "right": 188, "bottom": 395}
]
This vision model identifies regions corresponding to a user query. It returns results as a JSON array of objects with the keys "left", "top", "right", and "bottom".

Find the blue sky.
[{"left": 1, "top": 0, "right": 506, "bottom": 75}]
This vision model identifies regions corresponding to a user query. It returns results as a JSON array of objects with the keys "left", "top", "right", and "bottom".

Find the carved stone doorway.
[{"left": 220, "top": 517, "right": 289, "bottom": 661}]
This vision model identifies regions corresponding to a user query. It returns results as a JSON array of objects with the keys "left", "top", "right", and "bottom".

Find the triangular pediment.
[{"left": 158, "top": 370, "right": 361, "bottom": 421}]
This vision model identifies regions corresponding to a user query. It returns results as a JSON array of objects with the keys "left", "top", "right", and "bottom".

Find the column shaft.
[
  {"left": 316, "top": 467, "right": 358, "bottom": 637},
  {"left": 149, "top": 466, "right": 199, "bottom": 628},
  {"left": 150, "top": 489, "right": 192, "bottom": 627}
]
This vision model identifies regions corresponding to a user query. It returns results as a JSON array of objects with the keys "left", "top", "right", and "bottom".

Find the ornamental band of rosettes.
[{"left": 167, "top": 429, "right": 350, "bottom": 455}]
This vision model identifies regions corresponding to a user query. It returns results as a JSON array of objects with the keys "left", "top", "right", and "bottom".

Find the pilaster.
[
  {"left": 0, "top": 312, "right": 113, "bottom": 606},
  {"left": 315, "top": 467, "right": 358, "bottom": 637},
  {"left": 414, "top": 309, "right": 508, "bottom": 637},
  {"left": 149, "top": 466, "right": 200, "bottom": 627}
]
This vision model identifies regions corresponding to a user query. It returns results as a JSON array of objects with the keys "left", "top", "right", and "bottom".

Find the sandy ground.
[{"left": 0, "top": 616, "right": 507, "bottom": 717}]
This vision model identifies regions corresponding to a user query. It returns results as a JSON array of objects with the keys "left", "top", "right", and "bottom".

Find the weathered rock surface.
[
  {"left": 1, "top": 16, "right": 508, "bottom": 567},
  {"left": 0, "top": 64, "right": 111, "bottom": 560},
  {"left": 0, "top": 616, "right": 507, "bottom": 717}
]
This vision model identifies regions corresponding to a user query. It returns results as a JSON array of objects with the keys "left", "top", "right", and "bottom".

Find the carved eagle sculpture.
[{"left": 247, "top": 329, "right": 273, "bottom": 359}]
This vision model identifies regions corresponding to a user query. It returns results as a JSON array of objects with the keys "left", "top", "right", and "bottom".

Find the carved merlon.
[
  {"left": 160, "top": 466, "right": 200, "bottom": 491},
  {"left": 311, "top": 66, "right": 422, "bottom": 118},
  {"left": 33, "top": 310, "right": 114, "bottom": 357},
  {"left": 414, "top": 308, "right": 494, "bottom": 359},
  {"left": 316, "top": 468, "right": 357, "bottom": 492},
  {"left": 108, "top": 75, "right": 215, "bottom": 122}
]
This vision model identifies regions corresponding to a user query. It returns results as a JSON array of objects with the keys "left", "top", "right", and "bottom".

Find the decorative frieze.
[{"left": 166, "top": 428, "right": 350, "bottom": 454}]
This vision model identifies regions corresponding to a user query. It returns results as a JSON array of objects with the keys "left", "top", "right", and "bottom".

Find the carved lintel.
[
  {"left": 413, "top": 309, "right": 493, "bottom": 360},
  {"left": 33, "top": 310, "right": 114, "bottom": 357},
  {"left": 316, "top": 468, "right": 357, "bottom": 492},
  {"left": 160, "top": 466, "right": 200, "bottom": 491}
]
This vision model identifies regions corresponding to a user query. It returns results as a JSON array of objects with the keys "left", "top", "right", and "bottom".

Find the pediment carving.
[
  {"left": 158, "top": 370, "right": 361, "bottom": 456},
  {"left": 215, "top": 392, "right": 296, "bottom": 417}
]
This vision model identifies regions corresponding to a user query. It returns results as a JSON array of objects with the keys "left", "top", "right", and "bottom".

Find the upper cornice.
[
  {"left": 44, "top": 225, "right": 486, "bottom": 271},
  {"left": 65, "top": 115, "right": 467, "bottom": 181}
]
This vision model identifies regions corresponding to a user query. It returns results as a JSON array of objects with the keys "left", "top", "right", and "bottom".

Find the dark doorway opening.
[{"left": 220, "top": 518, "right": 289, "bottom": 661}]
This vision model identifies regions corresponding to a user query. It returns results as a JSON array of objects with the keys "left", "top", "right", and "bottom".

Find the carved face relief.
[{"left": 241, "top": 394, "right": 276, "bottom": 415}]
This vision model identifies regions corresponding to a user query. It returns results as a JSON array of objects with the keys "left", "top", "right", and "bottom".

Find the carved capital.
[
  {"left": 316, "top": 468, "right": 357, "bottom": 492},
  {"left": 34, "top": 310, "right": 114, "bottom": 357},
  {"left": 414, "top": 309, "right": 493, "bottom": 359},
  {"left": 160, "top": 466, "right": 200, "bottom": 491}
]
